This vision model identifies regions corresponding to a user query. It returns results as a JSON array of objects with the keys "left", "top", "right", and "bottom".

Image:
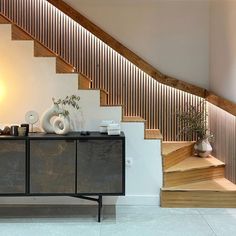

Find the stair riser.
[
  {"left": 163, "top": 144, "right": 194, "bottom": 170},
  {"left": 56, "top": 58, "right": 75, "bottom": 73},
  {"left": 161, "top": 190, "right": 236, "bottom": 208},
  {"left": 78, "top": 74, "right": 91, "bottom": 89},
  {"left": 34, "top": 42, "right": 55, "bottom": 57},
  {"left": 12, "top": 25, "right": 32, "bottom": 40},
  {"left": 164, "top": 166, "right": 225, "bottom": 187},
  {"left": 0, "top": 15, "right": 10, "bottom": 24},
  {"left": 100, "top": 91, "right": 108, "bottom": 106}
]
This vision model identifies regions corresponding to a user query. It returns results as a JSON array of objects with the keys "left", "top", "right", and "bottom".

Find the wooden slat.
[
  {"left": 163, "top": 142, "right": 194, "bottom": 170},
  {"left": 47, "top": 0, "right": 206, "bottom": 98},
  {"left": 206, "top": 91, "right": 236, "bottom": 116},
  {"left": 11, "top": 25, "right": 32, "bottom": 40},
  {"left": 34, "top": 41, "right": 55, "bottom": 57},
  {"left": 165, "top": 155, "right": 225, "bottom": 173},
  {"left": 56, "top": 58, "right": 76, "bottom": 73},
  {"left": 145, "top": 129, "right": 163, "bottom": 140},
  {"left": 161, "top": 190, "right": 236, "bottom": 208},
  {"left": 164, "top": 166, "right": 225, "bottom": 187}
]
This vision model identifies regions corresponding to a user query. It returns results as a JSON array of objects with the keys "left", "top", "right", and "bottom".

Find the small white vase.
[
  {"left": 53, "top": 115, "right": 70, "bottom": 135},
  {"left": 194, "top": 138, "right": 213, "bottom": 158}
]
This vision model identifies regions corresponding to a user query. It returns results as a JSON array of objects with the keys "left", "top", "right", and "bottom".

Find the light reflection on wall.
[
  {"left": 0, "top": 79, "right": 6, "bottom": 102},
  {"left": 208, "top": 102, "right": 236, "bottom": 183}
]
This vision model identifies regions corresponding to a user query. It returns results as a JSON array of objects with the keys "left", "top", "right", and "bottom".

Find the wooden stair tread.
[
  {"left": 162, "top": 142, "right": 194, "bottom": 156},
  {"left": 145, "top": 129, "right": 163, "bottom": 139},
  {"left": 122, "top": 116, "right": 145, "bottom": 122},
  {"left": 162, "top": 178, "right": 236, "bottom": 191},
  {"left": 165, "top": 155, "right": 225, "bottom": 173}
]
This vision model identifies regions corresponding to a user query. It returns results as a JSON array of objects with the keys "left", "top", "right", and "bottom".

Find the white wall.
[
  {"left": 0, "top": 24, "right": 162, "bottom": 205},
  {"left": 210, "top": 0, "right": 236, "bottom": 103},
  {"left": 64, "top": 0, "right": 210, "bottom": 89}
]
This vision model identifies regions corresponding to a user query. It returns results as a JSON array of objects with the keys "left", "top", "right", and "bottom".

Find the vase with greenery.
[
  {"left": 41, "top": 95, "right": 80, "bottom": 135},
  {"left": 177, "top": 102, "right": 213, "bottom": 157}
]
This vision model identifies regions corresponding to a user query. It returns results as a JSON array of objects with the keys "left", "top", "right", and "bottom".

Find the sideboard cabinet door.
[
  {"left": 77, "top": 140, "right": 123, "bottom": 194},
  {"left": 0, "top": 140, "right": 25, "bottom": 193},
  {"left": 30, "top": 140, "right": 76, "bottom": 194}
]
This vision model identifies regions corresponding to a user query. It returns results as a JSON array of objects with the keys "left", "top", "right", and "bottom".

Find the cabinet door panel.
[
  {"left": 30, "top": 140, "right": 76, "bottom": 193},
  {"left": 0, "top": 140, "right": 25, "bottom": 193},
  {"left": 77, "top": 140, "right": 123, "bottom": 194}
]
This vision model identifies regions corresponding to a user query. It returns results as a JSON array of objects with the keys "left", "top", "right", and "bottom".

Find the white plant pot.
[{"left": 194, "top": 138, "right": 213, "bottom": 158}]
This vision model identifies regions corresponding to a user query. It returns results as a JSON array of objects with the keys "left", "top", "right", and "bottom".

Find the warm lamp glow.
[{"left": 0, "top": 80, "right": 6, "bottom": 101}]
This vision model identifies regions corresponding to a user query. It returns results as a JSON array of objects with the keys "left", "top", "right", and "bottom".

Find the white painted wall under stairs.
[{"left": 0, "top": 24, "right": 162, "bottom": 205}]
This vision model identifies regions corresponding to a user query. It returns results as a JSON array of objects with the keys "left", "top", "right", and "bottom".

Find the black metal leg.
[{"left": 98, "top": 195, "right": 102, "bottom": 222}]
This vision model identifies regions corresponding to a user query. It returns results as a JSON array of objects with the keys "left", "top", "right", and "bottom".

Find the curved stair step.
[
  {"left": 164, "top": 155, "right": 225, "bottom": 187},
  {"left": 162, "top": 142, "right": 194, "bottom": 170},
  {"left": 162, "top": 178, "right": 236, "bottom": 191},
  {"left": 165, "top": 155, "right": 225, "bottom": 173},
  {"left": 161, "top": 178, "right": 236, "bottom": 208}
]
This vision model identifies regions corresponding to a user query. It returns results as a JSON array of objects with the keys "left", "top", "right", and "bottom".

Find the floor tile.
[
  {"left": 0, "top": 223, "right": 101, "bottom": 236},
  {"left": 101, "top": 214, "right": 215, "bottom": 236},
  {"left": 198, "top": 208, "right": 236, "bottom": 215},
  {"left": 203, "top": 214, "right": 236, "bottom": 236}
]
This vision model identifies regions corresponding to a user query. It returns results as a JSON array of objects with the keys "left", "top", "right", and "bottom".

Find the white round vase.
[{"left": 53, "top": 115, "right": 70, "bottom": 135}]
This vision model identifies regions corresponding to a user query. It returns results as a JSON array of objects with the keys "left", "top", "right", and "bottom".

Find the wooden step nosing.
[{"left": 161, "top": 189, "right": 236, "bottom": 193}]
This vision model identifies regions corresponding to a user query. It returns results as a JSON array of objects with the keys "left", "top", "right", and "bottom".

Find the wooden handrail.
[
  {"left": 46, "top": 0, "right": 207, "bottom": 98},
  {"left": 206, "top": 92, "right": 236, "bottom": 116}
]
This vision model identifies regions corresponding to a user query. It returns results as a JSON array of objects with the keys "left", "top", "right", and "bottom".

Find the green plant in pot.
[{"left": 177, "top": 103, "right": 213, "bottom": 158}]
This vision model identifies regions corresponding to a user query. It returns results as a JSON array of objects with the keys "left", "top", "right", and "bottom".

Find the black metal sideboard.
[{"left": 0, "top": 132, "right": 125, "bottom": 222}]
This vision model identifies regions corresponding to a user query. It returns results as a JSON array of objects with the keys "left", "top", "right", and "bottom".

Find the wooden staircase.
[
  {"left": 0, "top": 14, "right": 162, "bottom": 141},
  {"left": 161, "top": 142, "right": 236, "bottom": 207}
]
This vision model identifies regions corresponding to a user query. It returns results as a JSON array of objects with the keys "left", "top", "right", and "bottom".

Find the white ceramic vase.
[
  {"left": 53, "top": 115, "right": 70, "bottom": 135},
  {"left": 41, "top": 103, "right": 63, "bottom": 133},
  {"left": 194, "top": 138, "right": 213, "bottom": 158}
]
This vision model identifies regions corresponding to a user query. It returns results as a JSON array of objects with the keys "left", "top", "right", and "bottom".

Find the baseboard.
[{"left": 0, "top": 195, "right": 160, "bottom": 206}]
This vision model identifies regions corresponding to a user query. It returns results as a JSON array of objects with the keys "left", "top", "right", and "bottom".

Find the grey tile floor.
[{"left": 0, "top": 205, "right": 236, "bottom": 236}]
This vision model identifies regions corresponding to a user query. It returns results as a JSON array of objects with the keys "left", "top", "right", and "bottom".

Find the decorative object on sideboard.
[
  {"left": 177, "top": 102, "right": 214, "bottom": 158},
  {"left": 99, "top": 120, "right": 114, "bottom": 134},
  {"left": 18, "top": 127, "right": 27, "bottom": 136},
  {"left": 21, "top": 124, "right": 29, "bottom": 136},
  {"left": 10, "top": 125, "right": 19, "bottom": 136},
  {"left": 107, "top": 123, "right": 121, "bottom": 136},
  {"left": 0, "top": 126, "right": 10, "bottom": 135},
  {"left": 41, "top": 95, "right": 80, "bottom": 135},
  {"left": 25, "top": 110, "right": 39, "bottom": 133}
]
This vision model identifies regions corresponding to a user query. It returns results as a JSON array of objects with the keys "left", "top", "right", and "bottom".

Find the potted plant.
[{"left": 177, "top": 102, "right": 213, "bottom": 157}]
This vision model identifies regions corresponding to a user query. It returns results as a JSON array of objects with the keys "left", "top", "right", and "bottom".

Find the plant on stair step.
[
  {"left": 177, "top": 102, "right": 214, "bottom": 158},
  {"left": 41, "top": 95, "right": 80, "bottom": 135}
]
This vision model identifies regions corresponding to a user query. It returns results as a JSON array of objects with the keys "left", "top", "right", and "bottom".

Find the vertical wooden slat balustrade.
[{"left": 0, "top": 0, "right": 205, "bottom": 141}]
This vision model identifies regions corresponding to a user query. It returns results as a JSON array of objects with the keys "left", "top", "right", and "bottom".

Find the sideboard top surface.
[{"left": 0, "top": 132, "right": 125, "bottom": 140}]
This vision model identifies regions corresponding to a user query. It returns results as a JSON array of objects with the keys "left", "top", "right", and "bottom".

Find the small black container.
[
  {"left": 21, "top": 124, "right": 29, "bottom": 136},
  {"left": 10, "top": 125, "right": 19, "bottom": 136}
]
